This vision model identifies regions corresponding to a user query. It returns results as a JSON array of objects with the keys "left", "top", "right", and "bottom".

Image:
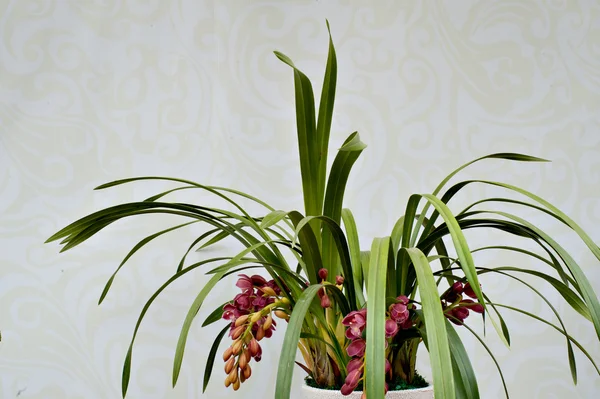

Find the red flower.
[
  {"left": 336, "top": 275, "right": 345, "bottom": 285},
  {"left": 318, "top": 268, "right": 328, "bottom": 281},
  {"left": 222, "top": 303, "right": 241, "bottom": 322},
  {"left": 234, "top": 292, "right": 253, "bottom": 311},
  {"left": 463, "top": 282, "right": 480, "bottom": 299},
  {"left": 396, "top": 295, "right": 409, "bottom": 305},
  {"left": 461, "top": 299, "right": 484, "bottom": 314},
  {"left": 346, "top": 339, "right": 366, "bottom": 357}
]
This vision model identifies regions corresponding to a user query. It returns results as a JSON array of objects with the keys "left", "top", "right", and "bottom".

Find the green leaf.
[
  {"left": 405, "top": 247, "right": 455, "bottom": 399},
  {"left": 365, "top": 237, "right": 391, "bottom": 399},
  {"left": 315, "top": 20, "right": 338, "bottom": 216},
  {"left": 322, "top": 131, "right": 366, "bottom": 283},
  {"left": 446, "top": 321, "right": 480, "bottom": 399},
  {"left": 274, "top": 51, "right": 319, "bottom": 220},
  {"left": 342, "top": 208, "right": 366, "bottom": 306},
  {"left": 261, "top": 210, "right": 288, "bottom": 229},
  {"left": 99, "top": 221, "right": 197, "bottom": 304},
  {"left": 275, "top": 284, "right": 322, "bottom": 398},
  {"left": 203, "top": 325, "right": 229, "bottom": 392},
  {"left": 202, "top": 302, "right": 229, "bottom": 327}
]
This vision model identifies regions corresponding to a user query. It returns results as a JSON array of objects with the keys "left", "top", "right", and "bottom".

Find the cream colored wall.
[{"left": 1, "top": 1, "right": 599, "bottom": 398}]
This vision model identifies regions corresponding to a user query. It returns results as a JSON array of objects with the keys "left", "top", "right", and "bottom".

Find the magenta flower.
[
  {"left": 222, "top": 303, "right": 241, "bottom": 321},
  {"left": 233, "top": 292, "right": 253, "bottom": 311},
  {"left": 250, "top": 274, "right": 268, "bottom": 287},
  {"left": 347, "top": 358, "right": 363, "bottom": 373},
  {"left": 396, "top": 295, "right": 409, "bottom": 305},
  {"left": 346, "top": 338, "right": 366, "bottom": 357},
  {"left": 340, "top": 368, "right": 362, "bottom": 395},
  {"left": 342, "top": 309, "right": 367, "bottom": 340},
  {"left": 389, "top": 302, "right": 409, "bottom": 324},
  {"left": 236, "top": 274, "right": 254, "bottom": 292},
  {"left": 448, "top": 306, "right": 470, "bottom": 325},
  {"left": 385, "top": 318, "right": 399, "bottom": 338}
]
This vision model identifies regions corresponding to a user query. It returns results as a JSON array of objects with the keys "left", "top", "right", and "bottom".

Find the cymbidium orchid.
[{"left": 47, "top": 21, "right": 600, "bottom": 399}]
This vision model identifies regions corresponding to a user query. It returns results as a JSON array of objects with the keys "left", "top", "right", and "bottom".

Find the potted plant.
[{"left": 47, "top": 23, "right": 600, "bottom": 399}]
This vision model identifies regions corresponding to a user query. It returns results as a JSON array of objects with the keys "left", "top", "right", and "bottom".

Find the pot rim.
[{"left": 301, "top": 381, "right": 433, "bottom": 394}]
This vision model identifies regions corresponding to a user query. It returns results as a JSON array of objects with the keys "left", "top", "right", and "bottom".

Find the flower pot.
[{"left": 301, "top": 383, "right": 434, "bottom": 399}]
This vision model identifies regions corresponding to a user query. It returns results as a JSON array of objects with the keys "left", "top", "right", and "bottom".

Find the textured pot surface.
[{"left": 301, "top": 383, "right": 434, "bottom": 399}]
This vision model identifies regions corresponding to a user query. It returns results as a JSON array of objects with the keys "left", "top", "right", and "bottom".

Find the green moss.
[{"left": 305, "top": 371, "right": 429, "bottom": 392}]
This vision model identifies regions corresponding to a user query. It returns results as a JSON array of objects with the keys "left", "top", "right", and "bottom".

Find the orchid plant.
[{"left": 47, "top": 23, "right": 600, "bottom": 399}]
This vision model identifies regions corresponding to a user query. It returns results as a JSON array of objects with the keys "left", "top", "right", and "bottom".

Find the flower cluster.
[
  {"left": 339, "top": 295, "right": 414, "bottom": 397},
  {"left": 316, "top": 268, "right": 344, "bottom": 309},
  {"left": 221, "top": 274, "right": 289, "bottom": 390},
  {"left": 441, "top": 281, "right": 484, "bottom": 325}
]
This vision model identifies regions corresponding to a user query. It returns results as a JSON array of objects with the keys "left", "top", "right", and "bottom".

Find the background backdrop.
[{"left": 1, "top": 1, "right": 600, "bottom": 398}]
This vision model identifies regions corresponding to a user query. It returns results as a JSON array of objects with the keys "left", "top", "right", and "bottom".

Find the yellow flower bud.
[
  {"left": 263, "top": 314, "right": 273, "bottom": 331},
  {"left": 243, "top": 364, "right": 252, "bottom": 379},
  {"left": 224, "top": 376, "right": 232, "bottom": 388},
  {"left": 274, "top": 309, "right": 288, "bottom": 319},
  {"left": 228, "top": 368, "right": 238, "bottom": 384},
  {"left": 250, "top": 312, "right": 262, "bottom": 323},
  {"left": 261, "top": 286, "right": 277, "bottom": 296},
  {"left": 223, "top": 346, "right": 233, "bottom": 361},
  {"left": 233, "top": 378, "right": 241, "bottom": 391},
  {"left": 256, "top": 326, "right": 265, "bottom": 341},
  {"left": 232, "top": 339, "right": 243, "bottom": 355},
  {"left": 231, "top": 325, "right": 245, "bottom": 340},
  {"left": 234, "top": 314, "right": 249, "bottom": 327},
  {"left": 280, "top": 297, "right": 290, "bottom": 305},
  {"left": 224, "top": 357, "right": 235, "bottom": 374}
]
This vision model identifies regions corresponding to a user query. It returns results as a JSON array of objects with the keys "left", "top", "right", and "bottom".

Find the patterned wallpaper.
[{"left": 1, "top": 1, "right": 599, "bottom": 398}]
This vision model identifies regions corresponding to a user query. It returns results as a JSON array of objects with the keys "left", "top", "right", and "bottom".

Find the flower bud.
[
  {"left": 336, "top": 275, "right": 344, "bottom": 285},
  {"left": 248, "top": 338, "right": 260, "bottom": 356},
  {"left": 250, "top": 312, "right": 262, "bottom": 323},
  {"left": 228, "top": 368, "right": 238, "bottom": 384},
  {"left": 223, "top": 346, "right": 233, "bottom": 361},
  {"left": 233, "top": 378, "right": 241, "bottom": 391},
  {"left": 318, "top": 268, "right": 328, "bottom": 281},
  {"left": 280, "top": 297, "right": 290, "bottom": 305},
  {"left": 240, "top": 371, "right": 246, "bottom": 384},
  {"left": 224, "top": 375, "right": 232, "bottom": 388},
  {"left": 234, "top": 314, "right": 249, "bottom": 327},
  {"left": 232, "top": 340, "right": 243, "bottom": 355},
  {"left": 256, "top": 326, "right": 265, "bottom": 341},
  {"left": 239, "top": 350, "right": 249, "bottom": 369},
  {"left": 231, "top": 325, "right": 245, "bottom": 340},
  {"left": 320, "top": 293, "right": 331, "bottom": 308},
  {"left": 274, "top": 309, "right": 288, "bottom": 320},
  {"left": 261, "top": 286, "right": 277, "bottom": 297},
  {"left": 243, "top": 364, "right": 252, "bottom": 379},
  {"left": 224, "top": 356, "right": 235, "bottom": 374},
  {"left": 263, "top": 314, "right": 273, "bottom": 331}
]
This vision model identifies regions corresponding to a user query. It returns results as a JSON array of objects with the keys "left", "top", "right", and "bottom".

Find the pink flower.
[
  {"left": 336, "top": 275, "right": 345, "bottom": 285},
  {"left": 341, "top": 369, "right": 362, "bottom": 395},
  {"left": 346, "top": 339, "right": 366, "bottom": 357},
  {"left": 342, "top": 309, "right": 367, "bottom": 340},
  {"left": 396, "top": 295, "right": 409, "bottom": 305},
  {"left": 385, "top": 318, "right": 399, "bottom": 338},
  {"left": 250, "top": 275, "right": 268, "bottom": 287},
  {"left": 236, "top": 274, "right": 254, "bottom": 292},
  {"left": 389, "top": 302, "right": 409, "bottom": 324},
  {"left": 234, "top": 292, "right": 253, "bottom": 311},
  {"left": 347, "top": 358, "right": 363, "bottom": 373},
  {"left": 385, "top": 359, "right": 391, "bottom": 374},
  {"left": 320, "top": 292, "right": 331, "bottom": 308},
  {"left": 222, "top": 303, "right": 241, "bottom": 322},
  {"left": 461, "top": 299, "right": 484, "bottom": 314}
]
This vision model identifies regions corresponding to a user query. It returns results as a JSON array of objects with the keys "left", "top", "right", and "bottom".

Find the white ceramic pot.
[{"left": 301, "top": 383, "right": 434, "bottom": 399}]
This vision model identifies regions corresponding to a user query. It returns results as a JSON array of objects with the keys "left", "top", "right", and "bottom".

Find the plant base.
[{"left": 301, "top": 382, "right": 434, "bottom": 399}]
